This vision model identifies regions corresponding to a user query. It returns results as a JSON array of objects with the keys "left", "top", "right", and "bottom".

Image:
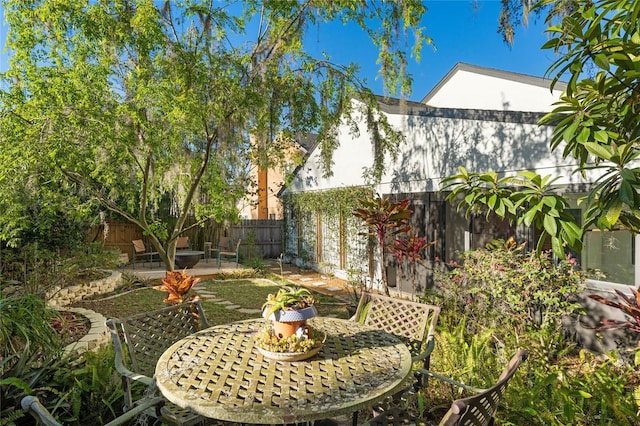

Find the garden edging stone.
[{"left": 46, "top": 270, "right": 121, "bottom": 355}]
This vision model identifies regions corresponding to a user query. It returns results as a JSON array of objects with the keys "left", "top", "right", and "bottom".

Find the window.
[
  {"left": 565, "top": 201, "right": 638, "bottom": 287},
  {"left": 583, "top": 229, "right": 637, "bottom": 286}
]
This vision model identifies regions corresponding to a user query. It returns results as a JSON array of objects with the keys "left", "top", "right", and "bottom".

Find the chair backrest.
[
  {"left": 219, "top": 236, "right": 230, "bottom": 250},
  {"left": 176, "top": 236, "right": 189, "bottom": 250},
  {"left": 355, "top": 292, "right": 440, "bottom": 361},
  {"left": 107, "top": 300, "right": 209, "bottom": 377},
  {"left": 234, "top": 239, "right": 242, "bottom": 252},
  {"left": 132, "top": 239, "right": 146, "bottom": 254},
  {"left": 440, "top": 348, "right": 528, "bottom": 426}
]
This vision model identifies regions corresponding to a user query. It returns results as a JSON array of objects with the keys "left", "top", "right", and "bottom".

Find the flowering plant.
[{"left": 433, "top": 243, "right": 584, "bottom": 360}]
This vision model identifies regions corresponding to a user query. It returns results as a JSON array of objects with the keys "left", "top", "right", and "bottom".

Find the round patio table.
[
  {"left": 155, "top": 317, "right": 412, "bottom": 425},
  {"left": 174, "top": 250, "right": 204, "bottom": 269}
]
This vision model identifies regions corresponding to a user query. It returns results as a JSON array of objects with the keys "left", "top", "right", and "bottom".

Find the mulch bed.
[{"left": 51, "top": 311, "right": 91, "bottom": 346}]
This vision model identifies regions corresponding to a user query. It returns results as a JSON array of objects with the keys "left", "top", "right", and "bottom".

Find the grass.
[{"left": 72, "top": 276, "right": 350, "bottom": 324}]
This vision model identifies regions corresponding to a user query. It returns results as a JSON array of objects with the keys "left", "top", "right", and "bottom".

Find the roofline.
[
  {"left": 374, "top": 95, "right": 548, "bottom": 125},
  {"left": 277, "top": 92, "right": 554, "bottom": 198},
  {"left": 420, "top": 62, "right": 568, "bottom": 104}
]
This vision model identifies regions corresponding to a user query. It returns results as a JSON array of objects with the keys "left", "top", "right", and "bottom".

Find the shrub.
[
  {"left": 423, "top": 316, "right": 639, "bottom": 425},
  {"left": 0, "top": 242, "right": 119, "bottom": 297},
  {"left": 433, "top": 244, "right": 584, "bottom": 361},
  {"left": 424, "top": 242, "right": 639, "bottom": 424}
]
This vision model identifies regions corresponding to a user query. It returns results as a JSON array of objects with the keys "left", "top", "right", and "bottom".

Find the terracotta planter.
[
  {"left": 263, "top": 305, "right": 318, "bottom": 338},
  {"left": 272, "top": 320, "right": 307, "bottom": 338}
]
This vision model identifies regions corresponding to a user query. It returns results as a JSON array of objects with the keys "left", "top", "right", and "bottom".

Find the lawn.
[{"left": 72, "top": 277, "right": 351, "bottom": 324}]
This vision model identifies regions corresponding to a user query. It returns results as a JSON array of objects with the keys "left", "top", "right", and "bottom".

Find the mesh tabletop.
[{"left": 155, "top": 317, "right": 412, "bottom": 424}]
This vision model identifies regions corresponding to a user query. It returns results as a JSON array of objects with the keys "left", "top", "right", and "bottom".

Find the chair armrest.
[
  {"left": 21, "top": 396, "right": 63, "bottom": 426},
  {"left": 106, "top": 319, "right": 154, "bottom": 386},
  {"left": 412, "top": 334, "right": 436, "bottom": 364},
  {"left": 22, "top": 395, "right": 165, "bottom": 426},
  {"left": 104, "top": 396, "right": 164, "bottom": 426},
  {"left": 112, "top": 343, "right": 154, "bottom": 386},
  {"left": 414, "top": 368, "right": 487, "bottom": 394}
]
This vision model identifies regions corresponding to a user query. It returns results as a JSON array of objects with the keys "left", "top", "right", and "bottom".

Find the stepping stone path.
[
  {"left": 193, "top": 283, "right": 262, "bottom": 314},
  {"left": 191, "top": 261, "right": 353, "bottom": 315}
]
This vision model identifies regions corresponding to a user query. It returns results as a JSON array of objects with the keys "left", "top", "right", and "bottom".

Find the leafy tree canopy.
[{"left": 0, "top": 0, "right": 427, "bottom": 268}]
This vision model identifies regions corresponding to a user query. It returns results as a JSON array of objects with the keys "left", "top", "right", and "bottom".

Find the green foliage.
[
  {"left": 0, "top": 243, "right": 118, "bottom": 295},
  {"left": 536, "top": 0, "right": 640, "bottom": 233},
  {"left": 47, "top": 346, "right": 123, "bottom": 425},
  {"left": 505, "top": 348, "right": 640, "bottom": 425},
  {"left": 243, "top": 230, "right": 262, "bottom": 266},
  {"left": 441, "top": 0, "right": 640, "bottom": 258},
  {"left": 0, "top": 165, "right": 96, "bottom": 249},
  {"left": 253, "top": 326, "right": 323, "bottom": 353},
  {"left": 442, "top": 168, "right": 583, "bottom": 259},
  {"left": 261, "top": 285, "right": 315, "bottom": 319},
  {"left": 433, "top": 244, "right": 584, "bottom": 361},
  {"left": 424, "top": 313, "right": 639, "bottom": 425},
  {"left": 0, "top": 0, "right": 426, "bottom": 271},
  {"left": 425, "top": 241, "right": 639, "bottom": 423},
  {"left": 288, "top": 187, "right": 373, "bottom": 217},
  {"left": 0, "top": 291, "right": 64, "bottom": 424},
  {"left": 2, "top": 345, "right": 125, "bottom": 426},
  {"left": 0, "top": 292, "right": 63, "bottom": 373}
]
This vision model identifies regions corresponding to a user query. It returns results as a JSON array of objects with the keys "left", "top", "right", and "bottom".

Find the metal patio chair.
[
  {"left": 176, "top": 236, "right": 190, "bottom": 250},
  {"left": 347, "top": 292, "right": 441, "bottom": 425},
  {"left": 367, "top": 348, "right": 529, "bottom": 426},
  {"left": 217, "top": 238, "right": 241, "bottom": 267},
  {"left": 354, "top": 291, "right": 441, "bottom": 370},
  {"left": 21, "top": 395, "right": 164, "bottom": 426},
  {"left": 106, "top": 300, "right": 210, "bottom": 426},
  {"left": 132, "top": 239, "right": 160, "bottom": 269}
]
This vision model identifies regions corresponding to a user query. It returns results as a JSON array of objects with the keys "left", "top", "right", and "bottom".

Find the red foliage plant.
[
  {"left": 392, "top": 231, "right": 436, "bottom": 298},
  {"left": 353, "top": 194, "right": 412, "bottom": 295},
  {"left": 154, "top": 270, "right": 200, "bottom": 305},
  {"left": 588, "top": 288, "right": 640, "bottom": 334}
]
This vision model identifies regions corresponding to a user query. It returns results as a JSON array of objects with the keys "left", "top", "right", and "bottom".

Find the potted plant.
[
  {"left": 256, "top": 285, "right": 324, "bottom": 361},
  {"left": 261, "top": 285, "right": 317, "bottom": 338}
]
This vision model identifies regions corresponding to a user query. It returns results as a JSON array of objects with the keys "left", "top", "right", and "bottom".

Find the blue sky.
[
  {"left": 305, "top": 0, "right": 558, "bottom": 101},
  {"left": 0, "top": 1, "right": 558, "bottom": 102}
]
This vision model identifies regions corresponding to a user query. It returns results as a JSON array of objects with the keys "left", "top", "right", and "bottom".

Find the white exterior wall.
[
  {"left": 421, "top": 63, "right": 565, "bottom": 113},
  {"left": 424, "top": 70, "right": 562, "bottom": 112},
  {"left": 288, "top": 99, "right": 592, "bottom": 195}
]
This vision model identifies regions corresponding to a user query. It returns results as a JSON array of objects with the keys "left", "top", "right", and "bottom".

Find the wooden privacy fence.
[
  {"left": 89, "top": 220, "right": 284, "bottom": 261},
  {"left": 87, "top": 222, "right": 142, "bottom": 260},
  {"left": 227, "top": 219, "right": 284, "bottom": 259}
]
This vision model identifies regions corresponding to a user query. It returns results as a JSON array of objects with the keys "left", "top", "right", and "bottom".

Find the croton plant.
[{"left": 154, "top": 270, "right": 200, "bottom": 305}]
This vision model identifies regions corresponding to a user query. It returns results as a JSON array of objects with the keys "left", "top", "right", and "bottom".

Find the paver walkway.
[{"left": 263, "top": 260, "right": 355, "bottom": 303}]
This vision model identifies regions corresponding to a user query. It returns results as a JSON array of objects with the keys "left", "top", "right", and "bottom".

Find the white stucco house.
[
  {"left": 282, "top": 63, "right": 638, "bottom": 309},
  {"left": 281, "top": 62, "right": 639, "bottom": 352}
]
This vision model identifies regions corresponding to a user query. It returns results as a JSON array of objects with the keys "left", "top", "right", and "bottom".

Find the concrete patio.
[{"left": 121, "top": 257, "right": 245, "bottom": 280}]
